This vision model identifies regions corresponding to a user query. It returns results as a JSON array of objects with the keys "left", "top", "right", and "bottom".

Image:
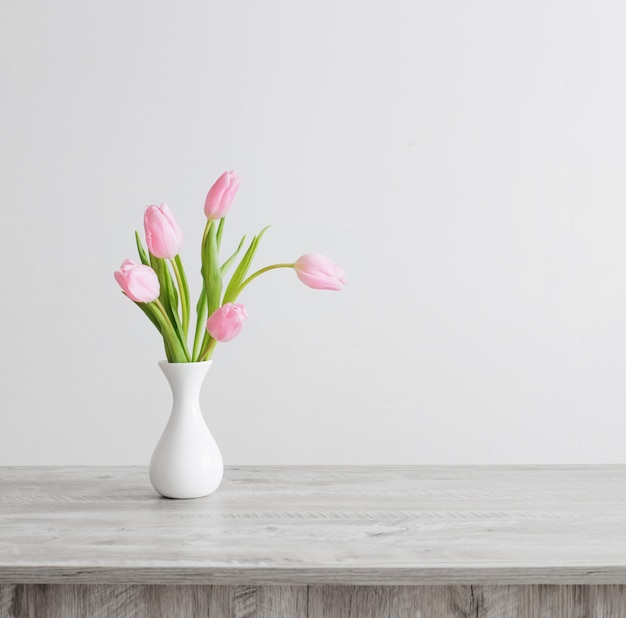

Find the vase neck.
[{"left": 159, "top": 361, "right": 212, "bottom": 414}]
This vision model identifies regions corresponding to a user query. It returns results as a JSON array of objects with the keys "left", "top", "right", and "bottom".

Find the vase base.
[{"left": 149, "top": 468, "right": 224, "bottom": 500}]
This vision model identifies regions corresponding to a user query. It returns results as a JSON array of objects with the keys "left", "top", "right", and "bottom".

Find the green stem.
[
  {"left": 233, "top": 263, "right": 294, "bottom": 301},
  {"left": 150, "top": 254, "right": 187, "bottom": 354},
  {"left": 192, "top": 288, "right": 207, "bottom": 361},
  {"left": 195, "top": 218, "right": 214, "bottom": 362},
  {"left": 163, "top": 335, "right": 173, "bottom": 363},
  {"left": 154, "top": 299, "right": 190, "bottom": 362},
  {"left": 198, "top": 329, "right": 210, "bottom": 361},
  {"left": 153, "top": 299, "right": 172, "bottom": 328},
  {"left": 198, "top": 336, "right": 218, "bottom": 362},
  {"left": 170, "top": 256, "right": 190, "bottom": 337},
  {"left": 216, "top": 217, "right": 225, "bottom": 251},
  {"left": 201, "top": 218, "right": 211, "bottom": 252}
]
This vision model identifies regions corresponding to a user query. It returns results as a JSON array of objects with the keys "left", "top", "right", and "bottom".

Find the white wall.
[{"left": 1, "top": 0, "right": 626, "bottom": 465}]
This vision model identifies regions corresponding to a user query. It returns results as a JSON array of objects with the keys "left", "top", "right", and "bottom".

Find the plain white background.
[{"left": 1, "top": 0, "right": 626, "bottom": 465}]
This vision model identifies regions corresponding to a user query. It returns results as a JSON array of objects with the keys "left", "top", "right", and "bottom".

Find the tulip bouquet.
[{"left": 114, "top": 171, "right": 346, "bottom": 363}]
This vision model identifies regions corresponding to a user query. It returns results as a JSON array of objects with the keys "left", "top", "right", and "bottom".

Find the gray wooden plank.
[
  {"left": 208, "top": 585, "right": 307, "bottom": 618},
  {"left": 474, "top": 584, "right": 626, "bottom": 618},
  {"left": 2, "top": 466, "right": 626, "bottom": 584},
  {"left": 306, "top": 585, "right": 626, "bottom": 618},
  {"left": 2, "top": 584, "right": 626, "bottom": 617},
  {"left": 0, "top": 584, "right": 148, "bottom": 618},
  {"left": 307, "top": 585, "right": 353, "bottom": 618},
  {"left": 0, "top": 584, "right": 305, "bottom": 618},
  {"left": 307, "top": 585, "right": 392, "bottom": 618},
  {"left": 390, "top": 586, "right": 474, "bottom": 618},
  {"left": 141, "top": 585, "right": 210, "bottom": 618},
  {"left": 308, "top": 585, "right": 474, "bottom": 618}
]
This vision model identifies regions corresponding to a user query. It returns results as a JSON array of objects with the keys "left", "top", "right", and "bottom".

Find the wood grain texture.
[
  {"left": 474, "top": 585, "right": 626, "bottom": 618},
  {"left": 308, "top": 585, "right": 478, "bottom": 617},
  {"left": 2, "top": 465, "right": 626, "bottom": 584},
  {"left": 0, "top": 584, "right": 307, "bottom": 618},
  {"left": 209, "top": 585, "right": 308, "bottom": 617},
  {"left": 2, "top": 584, "right": 626, "bottom": 617}
]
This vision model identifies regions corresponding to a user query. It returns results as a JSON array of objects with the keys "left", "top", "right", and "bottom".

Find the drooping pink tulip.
[
  {"left": 144, "top": 203, "right": 183, "bottom": 259},
  {"left": 204, "top": 170, "right": 242, "bottom": 220},
  {"left": 206, "top": 303, "right": 248, "bottom": 342},
  {"left": 114, "top": 259, "right": 160, "bottom": 303},
  {"left": 293, "top": 254, "right": 346, "bottom": 291}
]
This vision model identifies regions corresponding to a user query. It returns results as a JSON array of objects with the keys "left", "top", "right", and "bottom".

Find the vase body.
[{"left": 149, "top": 360, "right": 224, "bottom": 499}]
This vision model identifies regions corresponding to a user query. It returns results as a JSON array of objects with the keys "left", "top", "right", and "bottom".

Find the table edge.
[{"left": 1, "top": 565, "right": 626, "bottom": 586}]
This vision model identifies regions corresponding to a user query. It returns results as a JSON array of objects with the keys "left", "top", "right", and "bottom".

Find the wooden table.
[{"left": 1, "top": 466, "right": 626, "bottom": 617}]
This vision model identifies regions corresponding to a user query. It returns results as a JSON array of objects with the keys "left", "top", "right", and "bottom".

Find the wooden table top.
[{"left": 1, "top": 465, "right": 625, "bottom": 585}]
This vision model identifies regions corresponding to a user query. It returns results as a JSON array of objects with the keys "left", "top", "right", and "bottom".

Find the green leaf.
[
  {"left": 192, "top": 287, "right": 208, "bottom": 361},
  {"left": 222, "top": 226, "right": 270, "bottom": 305},
  {"left": 162, "top": 336, "right": 173, "bottom": 362},
  {"left": 201, "top": 221, "right": 223, "bottom": 317},
  {"left": 221, "top": 235, "right": 247, "bottom": 276},
  {"left": 164, "top": 262, "right": 179, "bottom": 316},
  {"left": 150, "top": 255, "right": 178, "bottom": 318},
  {"left": 122, "top": 291, "right": 161, "bottom": 333},
  {"left": 146, "top": 300, "right": 188, "bottom": 362},
  {"left": 122, "top": 284, "right": 186, "bottom": 362},
  {"left": 216, "top": 217, "right": 226, "bottom": 251},
  {"left": 172, "top": 255, "right": 190, "bottom": 337},
  {"left": 149, "top": 254, "right": 189, "bottom": 360},
  {"left": 135, "top": 231, "right": 150, "bottom": 266}
]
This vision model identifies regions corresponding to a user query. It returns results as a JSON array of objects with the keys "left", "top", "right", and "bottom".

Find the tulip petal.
[
  {"left": 204, "top": 171, "right": 241, "bottom": 220},
  {"left": 294, "top": 253, "right": 346, "bottom": 291},
  {"left": 144, "top": 203, "right": 183, "bottom": 259},
  {"left": 114, "top": 259, "right": 160, "bottom": 303},
  {"left": 206, "top": 303, "right": 248, "bottom": 342}
]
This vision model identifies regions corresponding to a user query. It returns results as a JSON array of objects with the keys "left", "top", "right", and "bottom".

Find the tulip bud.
[
  {"left": 114, "top": 259, "right": 160, "bottom": 303},
  {"left": 204, "top": 170, "right": 242, "bottom": 220},
  {"left": 206, "top": 303, "right": 248, "bottom": 342},
  {"left": 144, "top": 203, "right": 184, "bottom": 259},
  {"left": 293, "top": 254, "right": 346, "bottom": 291}
]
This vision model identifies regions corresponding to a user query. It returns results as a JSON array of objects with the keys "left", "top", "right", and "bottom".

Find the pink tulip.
[
  {"left": 293, "top": 254, "right": 346, "bottom": 291},
  {"left": 206, "top": 303, "right": 248, "bottom": 342},
  {"left": 114, "top": 259, "right": 160, "bottom": 303},
  {"left": 144, "top": 203, "right": 183, "bottom": 259},
  {"left": 204, "top": 170, "right": 242, "bottom": 220}
]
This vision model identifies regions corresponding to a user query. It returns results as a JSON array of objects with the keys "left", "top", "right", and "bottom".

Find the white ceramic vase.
[{"left": 149, "top": 360, "right": 224, "bottom": 499}]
